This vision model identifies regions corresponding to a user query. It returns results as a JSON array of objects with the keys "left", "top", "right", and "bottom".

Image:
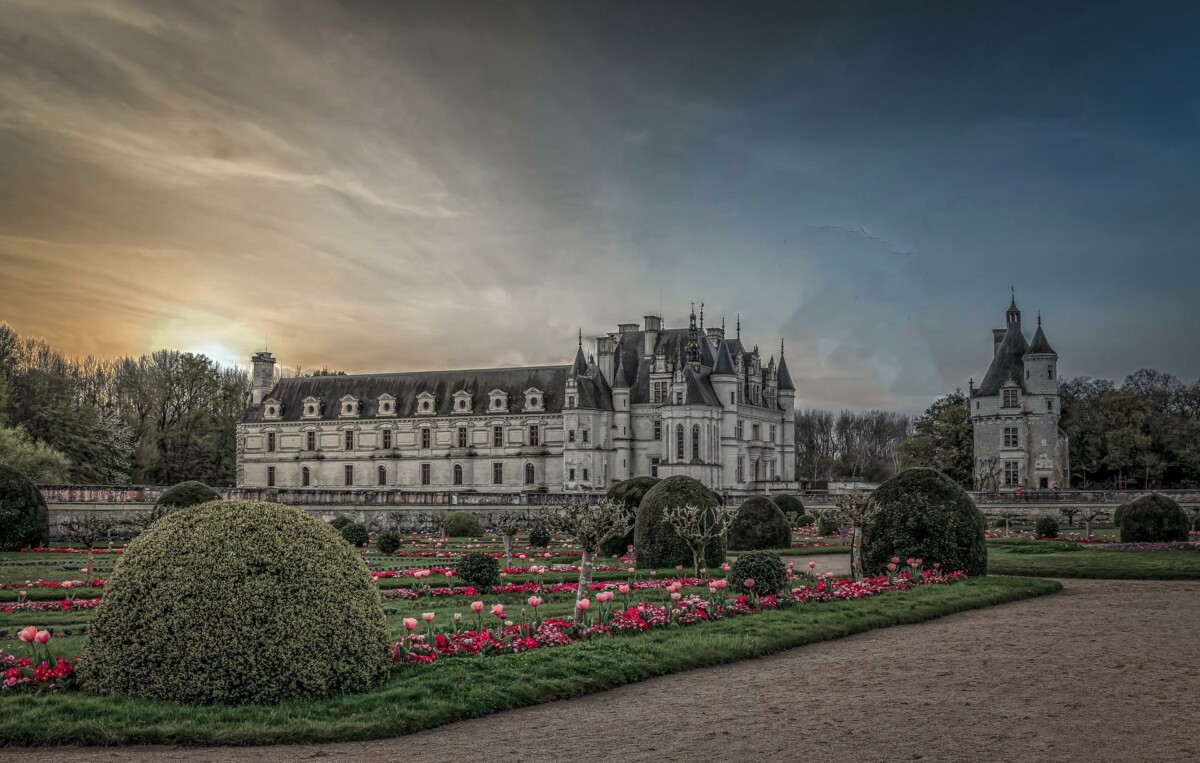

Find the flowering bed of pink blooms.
[
  {"left": 1, "top": 628, "right": 74, "bottom": 693},
  {"left": 20, "top": 547, "right": 124, "bottom": 554},
  {"left": 392, "top": 568, "right": 967, "bottom": 665},
  {"left": 0, "top": 578, "right": 107, "bottom": 590},
  {"left": 0, "top": 598, "right": 101, "bottom": 614}
]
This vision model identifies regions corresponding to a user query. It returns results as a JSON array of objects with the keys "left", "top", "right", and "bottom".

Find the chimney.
[
  {"left": 250, "top": 351, "right": 276, "bottom": 405},
  {"left": 596, "top": 335, "right": 617, "bottom": 385},
  {"left": 643, "top": 314, "right": 661, "bottom": 357},
  {"left": 706, "top": 326, "right": 725, "bottom": 341}
]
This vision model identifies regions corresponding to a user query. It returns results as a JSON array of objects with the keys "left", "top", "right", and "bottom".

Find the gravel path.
[{"left": 7, "top": 578, "right": 1198, "bottom": 763}]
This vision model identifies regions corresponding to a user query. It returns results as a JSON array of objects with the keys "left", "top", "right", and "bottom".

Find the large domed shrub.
[
  {"left": 77, "top": 501, "right": 389, "bottom": 705},
  {"left": 600, "top": 476, "right": 660, "bottom": 557},
  {"left": 528, "top": 525, "right": 551, "bottom": 547},
  {"left": 153, "top": 480, "right": 219, "bottom": 520},
  {"left": 1119, "top": 493, "right": 1190, "bottom": 543},
  {"left": 455, "top": 552, "right": 499, "bottom": 589},
  {"left": 773, "top": 494, "right": 806, "bottom": 522},
  {"left": 1113, "top": 503, "right": 1129, "bottom": 527},
  {"left": 443, "top": 511, "right": 483, "bottom": 537},
  {"left": 377, "top": 531, "right": 401, "bottom": 554},
  {"left": 0, "top": 463, "right": 49, "bottom": 551},
  {"left": 633, "top": 476, "right": 725, "bottom": 569},
  {"left": 339, "top": 522, "right": 369, "bottom": 547},
  {"left": 728, "top": 497, "right": 792, "bottom": 551},
  {"left": 728, "top": 551, "right": 788, "bottom": 595},
  {"left": 1035, "top": 516, "right": 1060, "bottom": 539},
  {"left": 861, "top": 468, "right": 987, "bottom": 577}
]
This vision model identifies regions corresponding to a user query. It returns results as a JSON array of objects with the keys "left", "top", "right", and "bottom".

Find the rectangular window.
[
  {"left": 736, "top": 420, "right": 744, "bottom": 440},
  {"left": 1048, "top": 367, "right": 1054, "bottom": 379},
  {"left": 752, "top": 423, "right": 760, "bottom": 441},
  {"left": 421, "top": 428, "right": 431, "bottom": 449},
  {"left": 529, "top": 425, "right": 540, "bottom": 446},
  {"left": 493, "top": 426, "right": 503, "bottom": 447},
  {"left": 267, "top": 432, "right": 276, "bottom": 452},
  {"left": 1046, "top": 399, "right": 1053, "bottom": 412},
  {"left": 1002, "top": 388, "right": 1019, "bottom": 408},
  {"left": 769, "top": 425, "right": 776, "bottom": 442},
  {"left": 453, "top": 465, "right": 463, "bottom": 485},
  {"left": 344, "top": 464, "right": 354, "bottom": 486},
  {"left": 737, "top": 456, "right": 745, "bottom": 482},
  {"left": 378, "top": 465, "right": 386, "bottom": 485},
  {"left": 344, "top": 430, "right": 354, "bottom": 451},
  {"left": 568, "top": 430, "right": 576, "bottom": 443},
  {"left": 730, "top": 392, "right": 735, "bottom": 404},
  {"left": 582, "top": 468, "right": 589, "bottom": 481},
  {"left": 567, "top": 396, "right": 576, "bottom": 408},
  {"left": 653, "top": 420, "right": 662, "bottom": 440},
  {"left": 674, "top": 391, "right": 683, "bottom": 405},
  {"left": 457, "top": 426, "right": 468, "bottom": 448},
  {"left": 307, "top": 431, "right": 316, "bottom": 451},
  {"left": 650, "top": 457, "right": 659, "bottom": 478},
  {"left": 569, "top": 468, "right": 576, "bottom": 481},
  {"left": 266, "top": 466, "right": 275, "bottom": 487},
  {"left": 492, "top": 462, "right": 503, "bottom": 484},
  {"left": 769, "top": 461, "right": 776, "bottom": 480},
  {"left": 382, "top": 429, "right": 392, "bottom": 449},
  {"left": 1003, "top": 460, "right": 1020, "bottom": 487},
  {"left": 582, "top": 429, "right": 589, "bottom": 443},
  {"left": 421, "top": 463, "right": 431, "bottom": 485},
  {"left": 1003, "top": 427, "right": 1019, "bottom": 448}
]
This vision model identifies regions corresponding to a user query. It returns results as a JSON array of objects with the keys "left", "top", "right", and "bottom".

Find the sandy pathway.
[{"left": 6, "top": 579, "right": 1197, "bottom": 763}]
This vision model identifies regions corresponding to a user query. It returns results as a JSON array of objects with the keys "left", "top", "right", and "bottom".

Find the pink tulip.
[
  {"left": 699, "top": 567, "right": 707, "bottom": 576},
  {"left": 527, "top": 595, "right": 543, "bottom": 608},
  {"left": 491, "top": 603, "right": 505, "bottom": 617},
  {"left": 670, "top": 592, "right": 682, "bottom": 602},
  {"left": 403, "top": 617, "right": 418, "bottom": 631},
  {"left": 618, "top": 584, "right": 630, "bottom": 595},
  {"left": 576, "top": 598, "right": 590, "bottom": 611},
  {"left": 886, "top": 563, "right": 897, "bottom": 572},
  {"left": 470, "top": 601, "right": 484, "bottom": 613},
  {"left": 808, "top": 561, "right": 817, "bottom": 569},
  {"left": 914, "top": 558, "right": 923, "bottom": 567},
  {"left": 906, "top": 557, "right": 916, "bottom": 567},
  {"left": 627, "top": 545, "right": 634, "bottom": 552},
  {"left": 649, "top": 571, "right": 656, "bottom": 577},
  {"left": 18, "top": 626, "right": 36, "bottom": 643},
  {"left": 676, "top": 565, "right": 684, "bottom": 572},
  {"left": 422, "top": 612, "right": 435, "bottom": 623},
  {"left": 891, "top": 556, "right": 900, "bottom": 564},
  {"left": 34, "top": 630, "right": 50, "bottom": 644},
  {"left": 744, "top": 578, "right": 755, "bottom": 589},
  {"left": 62, "top": 581, "right": 73, "bottom": 589},
  {"left": 787, "top": 562, "right": 795, "bottom": 570},
  {"left": 720, "top": 563, "right": 730, "bottom": 572}
]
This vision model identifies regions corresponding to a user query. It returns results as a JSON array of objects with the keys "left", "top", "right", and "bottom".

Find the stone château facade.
[
  {"left": 969, "top": 293, "right": 1069, "bottom": 490},
  {"left": 237, "top": 308, "right": 798, "bottom": 496}
]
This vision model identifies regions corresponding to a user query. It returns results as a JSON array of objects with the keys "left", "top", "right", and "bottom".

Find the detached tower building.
[{"left": 969, "top": 293, "right": 1069, "bottom": 490}]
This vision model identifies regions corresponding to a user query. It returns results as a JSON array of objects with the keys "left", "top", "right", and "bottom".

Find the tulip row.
[
  {"left": 1, "top": 628, "right": 73, "bottom": 692},
  {"left": 391, "top": 568, "right": 968, "bottom": 664}
]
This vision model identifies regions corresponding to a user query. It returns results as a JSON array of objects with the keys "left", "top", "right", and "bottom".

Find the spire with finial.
[
  {"left": 736, "top": 313, "right": 741, "bottom": 340},
  {"left": 1006, "top": 289, "right": 1021, "bottom": 326},
  {"left": 699, "top": 302, "right": 704, "bottom": 331},
  {"left": 686, "top": 302, "right": 700, "bottom": 368},
  {"left": 578, "top": 328, "right": 582, "bottom": 348}
]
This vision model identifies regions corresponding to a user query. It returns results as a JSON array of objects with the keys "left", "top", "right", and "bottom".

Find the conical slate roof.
[
  {"left": 713, "top": 340, "right": 737, "bottom": 375},
  {"left": 1026, "top": 319, "right": 1057, "bottom": 356},
  {"left": 572, "top": 345, "right": 588, "bottom": 376},
  {"left": 777, "top": 353, "right": 795, "bottom": 391},
  {"left": 976, "top": 324, "right": 1029, "bottom": 396},
  {"left": 611, "top": 352, "right": 631, "bottom": 389}
]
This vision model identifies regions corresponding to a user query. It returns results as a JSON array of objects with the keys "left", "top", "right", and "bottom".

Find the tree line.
[{"left": 793, "top": 409, "right": 911, "bottom": 485}]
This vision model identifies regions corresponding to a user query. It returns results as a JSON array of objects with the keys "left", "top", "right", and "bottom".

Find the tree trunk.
[
  {"left": 1084, "top": 518, "right": 1092, "bottom": 539},
  {"left": 850, "top": 523, "right": 864, "bottom": 581},
  {"left": 574, "top": 549, "right": 594, "bottom": 624},
  {"left": 503, "top": 533, "right": 513, "bottom": 568},
  {"left": 692, "top": 542, "right": 706, "bottom": 578}
]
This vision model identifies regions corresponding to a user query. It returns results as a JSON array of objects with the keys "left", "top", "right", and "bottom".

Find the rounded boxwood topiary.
[
  {"left": 443, "top": 511, "right": 483, "bottom": 538},
  {"left": 528, "top": 526, "right": 551, "bottom": 548},
  {"left": 795, "top": 514, "right": 815, "bottom": 527},
  {"left": 773, "top": 494, "right": 805, "bottom": 522},
  {"left": 455, "top": 551, "right": 499, "bottom": 589},
  {"left": 153, "top": 480, "right": 219, "bottom": 520},
  {"left": 339, "top": 522, "right": 369, "bottom": 548},
  {"left": 1113, "top": 503, "right": 1129, "bottom": 527},
  {"left": 328, "top": 515, "right": 354, "bottom": 531},
  {"left": 600, "top": 476, "right": 660, "bottom": 557},
  {"left": 728, "top": 550, "right": 788, "bottom": 595},
  {"left": 728, "top": 497, "right": 792, "bottom": 551},
  {"left": 1035, "top": 516, "right": 1060, "bottom": 539},
  {"left": 817, "top": 515, "right": 840, "bottom": 537},
  {"left": 861, "top": 468, "right": 988, "bottom": 577},
  {"left": 633, "top": 476, "right": 725, "bottom": 569},
  {"left": 1119, "top": 493, "right": 1190, "bottom": 543},
  {"left": 0, "top": 463, "right": 49, "bottom": 551},
  {"left": 377, "top": 531, "right": 402, "bottom": 554},
  {"left": 77, "top": 500, "right": 390, "bottom": 705}
]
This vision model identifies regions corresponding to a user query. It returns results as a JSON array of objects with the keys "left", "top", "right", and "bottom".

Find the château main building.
[{"left": 237, "top": 308, "right": 798, "bottom": 495}]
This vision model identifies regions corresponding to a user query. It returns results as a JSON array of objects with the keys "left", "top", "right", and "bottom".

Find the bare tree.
[
  {"left": 662, "top": 502, "right": 739, "bottom": 577},
  {"left": 60, "top": 513, "right": 122, "bottom": 577},
  {"left": 828, "top": 492, "right": 884, "bottom": 580},
  {"left": 544, "top": 498, "right": 632, "bottom": 623},
  {"left": 1059, "top": 507, "right": 1080, "bottom": 527},
  {"left": 1078, "top": 507, "right": 1107, "bottom": 539},
  {"left": 977, "top": 457, "right": 1003, "bottom": 492},
  {"left": 486, "top": 510, "right": 529, "bottom": 567}
]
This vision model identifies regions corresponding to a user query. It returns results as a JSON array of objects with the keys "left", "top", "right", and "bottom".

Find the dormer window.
[
  {"left": 415, "top": 391, "right": 437, "bottom": 416},
  {"left": 301, "top": 396, "right": 322, "bottom": 419},
  {"left": 377, "top": 393, "right": 396, "bottom": 417},
  {"left": 452, "top": 390, "right": 473, "bottom": 414},
  {"left": 488, "top": 389, "right": 509, "bottom": 413},
  {"left": 524, "top": 388, "right": 544, "bottom": 411},
  {"left": 1002, "top": 388, "right": 1020, "bottom": 408},
  {"left": 339, "top": 395, "right": 360, "bottom": 418},
  {"left": 263, "top": 397, "right": 282, "bottom": 420}
]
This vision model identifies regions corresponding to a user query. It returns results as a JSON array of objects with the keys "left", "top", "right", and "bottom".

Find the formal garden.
[{"left": 0, "top": 464, "right": 1196, "bottom": 745}]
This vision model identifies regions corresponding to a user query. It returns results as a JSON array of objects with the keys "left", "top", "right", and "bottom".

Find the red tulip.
[
  {"left": 403, "top": 617, "right": 418, "bottom": 631},
  {"left": 34, "top": 630, "right": 50, "bottom": 644}
]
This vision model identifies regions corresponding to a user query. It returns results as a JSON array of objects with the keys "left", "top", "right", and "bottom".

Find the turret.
[
  {"left": 250, "top": 351, "right": 276, "bottom": 405},
  {"left": 1023, "top": 313, "right": 1059, "bottom": 396}
]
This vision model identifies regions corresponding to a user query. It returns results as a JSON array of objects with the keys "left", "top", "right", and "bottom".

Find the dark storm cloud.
[{"left": 1, "top": 0, "right": 1198, "bottom": 410}]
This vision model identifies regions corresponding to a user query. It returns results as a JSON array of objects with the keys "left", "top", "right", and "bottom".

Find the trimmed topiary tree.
[
  {"left": 0, "top": 463, "right": 49, "bottom": 551},
  {"left": 1119, "top": 493, "right": 1190, "bottom": 543},
  {"left": 773, "top": 494, "right": 806, "bottom": 523},
  {"left": 817, "top": 515, "right": 840, "bottom": 537},
  {"left": 728, "top": 497, "right": 792, "bottom": 551},
  {"left": 328, "top": 515, "right": 354, "bottom": 531},
  {"left": 633, "top": 476, "right": 725, "bottom": 569},
  {"left": 339, "top": 522, "right": 369, "bottom": 548},
  {"left": 443, "top": 511, "right": 483, "bottom": 538},
  {"left": 795, "top": 514, "right": 815, "bottom": 527},
  {"left": 377, "top": 531, "right": 401, "bottom": 554},
  {"left": 600, "top": 476, "right": 660, "bottom": 557},
  {"left": 455, "top": 552, "right": 499, "bottom": 589},
  {"left": 728, "top": 550, "right": 788, "bottom": 595},
  {"left": 1113, "top": 503, "right": 1129, "bottom": 527},
  {"left": 152, "top": 480, "right": 219, "bottom": 520},
  {"left": 528, "top": 526, "right": 551, "bottom": 547},
  {"left": 861, "top": 468, "right": 988, "bottom": 577},
  {"left": 77, "top": 500, "right": 390, "bottom": 705},
  {"left": 1035, "top": 516, "right": 1060, "bottom": 539}
]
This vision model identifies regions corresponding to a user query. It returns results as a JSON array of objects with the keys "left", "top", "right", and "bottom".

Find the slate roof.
[
  {"left": 1026, "top": 321, "right": 1057, "bottom": 356},
  {"left": 777, "top": 354, "right": 795, "bottom": 391},
  {"left": 242, "top": 366, "right": 572, "bottom": 422},
  {"left": 713, "top": 340, "right": 737, "bottom": 375},
  {"left": 975, "top": 324, "right": 1029, "bottom": 397}
]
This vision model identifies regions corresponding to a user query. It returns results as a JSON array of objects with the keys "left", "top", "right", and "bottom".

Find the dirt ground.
[{"left": 6, "top": 577, "right": 1198, "bottom": 763}]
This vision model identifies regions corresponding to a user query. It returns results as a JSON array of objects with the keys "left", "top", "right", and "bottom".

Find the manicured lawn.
[
  {"left": 0, "top": 576, "right": 1058, "bottom": 746},
  {"left": 988, "top": 546, "right": 1200, "bottom": 579}
]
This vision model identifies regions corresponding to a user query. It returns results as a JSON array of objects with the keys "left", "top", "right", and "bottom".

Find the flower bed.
[
  {"left": 1, "top": 629, "right": 74, "bottom": 692},
  {"left": 0, "top": 598, "right": 102, "bottom": 614},
  {"left": 0, "top": 579, "right": 107, "bottom": 591},
  {"left": 392, "top": 568, "right": 967, "bottom": 664},
  {"left": 1096, "top": 542, "right": 1199, "bottom": 552},
  {"left": 20, "top": 547, "right": 124, "bottom": 554}
]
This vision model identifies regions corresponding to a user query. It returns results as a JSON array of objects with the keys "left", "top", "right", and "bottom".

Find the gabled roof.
[{"left": 976, "top": 325, "right": 1029, "bottom": 397}]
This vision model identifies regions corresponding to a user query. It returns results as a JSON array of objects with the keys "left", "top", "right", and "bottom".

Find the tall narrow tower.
[{"left": 250, "top": 351, "right": 276, "bottom": 405}]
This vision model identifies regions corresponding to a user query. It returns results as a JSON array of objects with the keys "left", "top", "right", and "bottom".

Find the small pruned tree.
[
  {"left": 1078, "top": 507, "right": 1107, "bottom": 539},
  {"left": 828, "top": 491, "right": 884, "bottom": 581},
  {"left": 544, "top": 498, "right": 632, "bottom": 623},
  {"left": 486, "top": 510, "right": 529, "bottom": 568},
  {"left": 1059, "top": 507, "right": 1079, "bottom": 527},
  {"left": 60, "top": 512, "right": 121, "bottom": 577},
  {"left": 662, "top": 502, "right": 739, "bottom": 577}
]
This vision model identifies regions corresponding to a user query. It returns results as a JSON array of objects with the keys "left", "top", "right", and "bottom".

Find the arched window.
[
  {"left": 525, "top": 463, "right": 535, "bottom": 485},
  {"left": 675, "top": 424, "right": 684, "bottom": 461},
  {"left": 692, "top": 424, "right": 700, "bottom": 461},
  {"left": 377, "top": 465, "right": 386, "bottom": 486},
  {"left": 453, "top": 464, "right": 463, "bottom": 485},
  {"left": 301, "top": 466, "right": 310, "bottom": 487}
]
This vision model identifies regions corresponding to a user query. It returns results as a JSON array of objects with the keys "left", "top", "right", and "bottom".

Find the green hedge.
[
  {"left": 443, "top": 511, "right": 483, "bottom": 537},
  {"left": 0, "top": 463, "right": 49, "bottom": 551},
  {"left": 600, "top": 477, "right": 660, "bottom": 557},
  {"left": 634, "top": 476, "right": 725, "bottom": 569},
  {"left": 77, "top": 500, "right": 390, "bottom": 705},
  {"left": 1119, "top": 493, "right": 1190, "bottom": 543},
  {"left": 728, "top": 497, "right": 792, "bottom": 551},
  {"left": 773, "top": 494, "right": 806, "bottom": 521},
  {"left": 153, "top": 481, "right": 219, "bottom": 520},
  {"left": 861, "top": 468, "right": 988, "bottom": 577}
]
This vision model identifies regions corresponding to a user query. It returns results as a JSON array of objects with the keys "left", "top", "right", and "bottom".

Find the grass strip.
[
  {"left": 988, "top": 548, "right": 1200, "bottom": 579},
  {"left": 0, "top": 576, "right": 1058, "bottom": 746}
]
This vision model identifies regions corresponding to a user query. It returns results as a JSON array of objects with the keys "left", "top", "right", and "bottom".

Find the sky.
[{"left": 2, "top": 0, "right": 1198, "bottom": 413}]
